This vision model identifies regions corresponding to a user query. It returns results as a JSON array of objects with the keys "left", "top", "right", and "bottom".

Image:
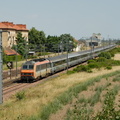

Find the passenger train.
[{"left": 21, "top": 44, "right": 116, "bottom": 82}]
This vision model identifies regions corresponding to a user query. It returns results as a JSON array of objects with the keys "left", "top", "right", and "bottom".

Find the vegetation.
[
  {"left": 32, "top": 71, "right": 120, "bottom": 120},
  {"left": 94, "top": 86, "right": 120, "bottom": 120},
  {"left": 12, "top": 32, "right": 28, "bottom": 58},
  {"left": 67, "top": 50, "right": 120, "bottom": 74},
  {"left": 28, "top": 27, "right": 77, "bottom": 53},
  {"left": 28, "top": 27, "right": 46, "bottom": 51},
  {"left": 15, "top": 91, "right": 26, "bottom": 100},
  {"left": 1, "top": 64, "right": 120, "bottom": 120},
  {"left": 98, "top": 51, "right": 111, "bottom": 59}
]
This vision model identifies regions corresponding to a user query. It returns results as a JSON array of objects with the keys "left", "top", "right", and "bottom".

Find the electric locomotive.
[{"left": 21, "top": 58, "right": 51, "bottom": 82}]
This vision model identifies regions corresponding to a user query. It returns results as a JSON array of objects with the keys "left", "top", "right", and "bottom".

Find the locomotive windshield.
[{"left": 22, "top": 65, "right": 34, "bottom": 70}]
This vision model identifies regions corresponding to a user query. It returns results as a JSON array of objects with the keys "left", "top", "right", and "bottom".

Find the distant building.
[
  {"left": 92, "top": 33, "right": 102, "bottom": 40},
  {"left": 86, "top": 33, "right": 102, "bottom": 47},
  {"left": 0, "top": 21, "right": 29, "bottom": 48}
]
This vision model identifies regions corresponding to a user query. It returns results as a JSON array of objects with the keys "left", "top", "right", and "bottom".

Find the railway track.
[{"left": 3, "top": 68, "right": 20, "bottom": 80}]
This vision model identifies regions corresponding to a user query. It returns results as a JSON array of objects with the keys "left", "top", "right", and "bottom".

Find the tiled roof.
[
  {"left": 4, "top": 47, "right": 19, "bottom": 56},
  {"left": 0, "top": 22, "right": 28, "bottom": 31}
]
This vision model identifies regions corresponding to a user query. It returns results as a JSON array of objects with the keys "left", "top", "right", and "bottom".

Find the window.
[
  {"left": 70, "top": 56, "right": 79, "bottom": 61},
  {"left": 23, "top": 65, "right": 28, "bottom": 69},
  {"left": 23, "top": 65, "right": 34, "bottom": 70},
  {"left": 41, "top": 64, "right": 46, "bottom": 70},
  {"left": 54, "top": 60, "right": 66, "bottom": 66},
  {"left": 47, "top": 63, "right": 50, "bottom": 68},
  {"left": 29, "top": 65, "right": 34, "bottom": 69},
  {"left": 36, "top": 65, "right": 40, "bottom": 71}
]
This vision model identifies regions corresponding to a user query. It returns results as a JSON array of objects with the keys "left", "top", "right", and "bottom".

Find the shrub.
[
  {"left": 88, "top": 59, "right": 96, "bottom": 64},
  {"left": 74, "top": 65, "right": 91, "bottom": 73},
  {"left": 67, "top": 70, "right": 76, "bottom": 74},
  {"left": 3, "top": 55, "right": 22, "bottom": 63},
  {"left": 88, "top": 62, "right": 99, "bottom": 69},
  {"left": 97, "top": 57, "right": 107, "bottom": 62},
  {"left": 111, "top": 60, "right": 120, "bottom": 66},
  {"left": 16, "top": 91, "right": 25, "bottom": 100},
  {"left": 105, "top": 66, "right": 112, "bottom": 70},
  {"left": 98, "top": 52, "right": 111, "bottom": 59}
]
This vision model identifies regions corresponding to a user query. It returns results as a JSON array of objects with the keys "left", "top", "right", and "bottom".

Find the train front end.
[{"left": 21, "top": 63, "right": 35, "bottom": 82}]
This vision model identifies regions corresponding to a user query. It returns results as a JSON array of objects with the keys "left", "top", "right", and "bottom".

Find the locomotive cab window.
[
  {"left": 22, "top": 65, "right": 34, "bottom": 69},
  {"left": 23, "top": 65, "right": 28, "bottom": 69},
  {"left": 29, "top": 65, "right": 34, "bottom": 69}
]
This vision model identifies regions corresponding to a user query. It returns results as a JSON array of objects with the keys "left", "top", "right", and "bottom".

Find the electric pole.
[{"left": 0, "top": 30, "right": 3, "bottom": 104}]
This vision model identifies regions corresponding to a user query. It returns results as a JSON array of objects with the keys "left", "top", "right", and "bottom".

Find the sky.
[{"left": 0, "top": 0, "right": 120, "bottom": 40}]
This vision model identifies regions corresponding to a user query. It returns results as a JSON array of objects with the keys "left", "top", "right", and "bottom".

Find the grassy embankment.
[{"left": 0, "top": 48, "right": 120, "bottom": 120}]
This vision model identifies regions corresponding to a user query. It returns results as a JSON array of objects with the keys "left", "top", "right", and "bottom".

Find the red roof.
[
  {"left": 4, "top": 47, "right": 19, "bottom": 56},
  {"left": 0, "top": 21, "right": 28, "bottom": 31}
]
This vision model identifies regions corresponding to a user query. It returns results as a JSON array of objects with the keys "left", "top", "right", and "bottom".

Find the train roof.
[
  {"left": 23, "top": 58, "right": 47, "bottom": 65},
  {"left": 47, "top": 45, "right": 115, "bottom": 63},
  {"left": 47, "top": 51, "right": 88, "bottom": 62},
  {"left": 47, "top": 54, "right": 67, "bottom": 62}
]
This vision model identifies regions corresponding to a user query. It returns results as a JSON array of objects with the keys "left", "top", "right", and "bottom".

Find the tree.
[
  {"left": 59, "top": 34, "right": 77, "bottom": 52},
  {"left": 46, "top": 35, "right": 60, "bottom": 52},
  {"left": 28, "top": 27, "right": 46, "bottom": 52},
  {"left": 12, "top": 32, "right": 28, "bottom": 58}
]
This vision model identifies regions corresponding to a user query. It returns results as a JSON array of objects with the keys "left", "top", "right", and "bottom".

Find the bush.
[
  {"left": 67, "top": 70, "right": 76, "bottom": 74},
  {"left": 97, "top": 57, "right": 107, "bottom": 62},
  {"left": 105, "top": 66, "right": 112, "bottom": 70},
  {"left": 3, "top": 55, "right": 22, "bottom": 63},
  {"left": 74, "top": 65, "right": 92, "bottom": 73},
  {"left": 88, "top": 62, "right": 99, "bottom": 69},
  {"left": 16, "top": 91, "right": 25, "bottom": 100},
  {"left": 98, "top": 52, "right": 111, "bottom": 59},
  {"left": 88, "top": 59, "right": 96, "bottom": 64},
  {"left": 111, "top": 60, "right": 120, "bottom": 66},
  {"left": 28, "top": 55, "right": 37, "bottom": 59}
]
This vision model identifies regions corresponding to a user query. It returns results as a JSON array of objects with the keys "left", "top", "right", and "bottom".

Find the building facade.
[{"left": 0, "top": 22, "right": 29, "bottom": 48}]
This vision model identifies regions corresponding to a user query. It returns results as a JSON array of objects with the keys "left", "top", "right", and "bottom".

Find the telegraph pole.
[
  {"left": 66, "top": 38, "right": 69, "bottom": 72},
  {"left": 15, "top": 45, "right": 17, "bottom": 77},
  {"left": 0, "top": 30, "right": 3, "bottom": 104},
  {"left": 91, "top": 37, "right": 93, "bottom": 59}
]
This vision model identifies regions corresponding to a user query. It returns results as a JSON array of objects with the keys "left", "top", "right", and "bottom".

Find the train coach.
[{"left": 21, "top": 44, "right": 116, "bottom": 82}]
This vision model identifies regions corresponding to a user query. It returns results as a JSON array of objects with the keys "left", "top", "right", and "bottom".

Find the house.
[
  {"left": 0, "top": 21, "right": 29, "bottom": 48},
  {"left": 86, "top": 33, "right": 102, "bottom": 47}
]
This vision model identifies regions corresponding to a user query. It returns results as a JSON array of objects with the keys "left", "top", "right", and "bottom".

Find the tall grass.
[{"left": 29, "top": 70, "right": 120, "bottom": 120}]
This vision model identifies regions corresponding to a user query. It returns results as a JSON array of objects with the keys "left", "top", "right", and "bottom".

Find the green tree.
[
  {"left": 46, "top": 35, "right": 60, "bottom": 52},
  {"left": 59, "top": 34, "right": 77, "bottom": 52},
  {"left": 12, "top": 32, "right": 28, "bottom": 58},
  {"left": 28, "top": 27, "right": 46, "bottom": 52}
]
